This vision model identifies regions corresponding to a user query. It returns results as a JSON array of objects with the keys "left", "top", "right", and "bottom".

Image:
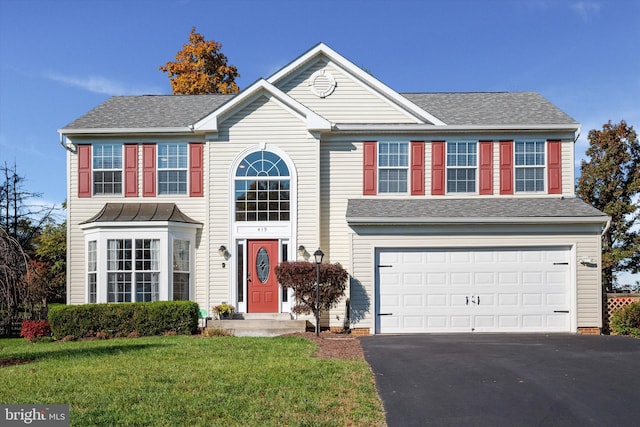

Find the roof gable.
[
  {"left": 192, "top": 79, "right": 331, "bottom": 133},
  {"left": 267, "top": 43, "right": 446, "bottom": 126}
]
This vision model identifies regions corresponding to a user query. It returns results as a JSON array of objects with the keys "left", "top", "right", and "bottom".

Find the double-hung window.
[
  {"left": 447, "top": 141, "right": 477, "bottom": 193},
  {"left": 93, "top": 144, "right": 122, "bottom": 195},
  {"left": 106, "top": 238, "right": 160, "bottom": 302},
  {"left": 515, "top": 140, "right": 545, "bottom": 192},
  {"left": 378, "top": 142, "right": 408, "bottom": 193},
  {"left": 158, "top": 143, "right": 188, "bottom": 195}
]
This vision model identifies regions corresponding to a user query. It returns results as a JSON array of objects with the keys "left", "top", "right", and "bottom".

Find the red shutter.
[
  {"left": 479, "top": 141, "right": 493, "bottom": 195},
  {"left": 547, "top": 140, "right": 562, "bottom": 194},
  {"left": 410, "top": 141, "right": 425, "bottom": 195},
  {"left": 189, "top": 143, "right": 204, "bottom": 197},
  {"left": 77, "top": 145, "right": 91, "bottom": 198},
  {"left": 431, "top": 141, "right": 445, "bottom": 195},
  {"left": 499, "top": 141, "right": 513, "bottom": 195},
  {"left": 142, "top": 144, "right": 156, "bottom": 197},
  {"left": 363, "top": 141, "right": 377, "bottom": 195},
  {"left": 124, "top": 144, "right": 138, "bottom": 197}
]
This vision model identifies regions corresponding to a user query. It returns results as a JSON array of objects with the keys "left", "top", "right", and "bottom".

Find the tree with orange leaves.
[{"left": 159, "top": 27, "right": 240, "bottom": 95}]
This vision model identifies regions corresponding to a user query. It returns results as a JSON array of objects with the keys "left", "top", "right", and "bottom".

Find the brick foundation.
[
  {"left": 578, "top": 327, "right": 601, "bottom": 335},
  {"left": 348, "top": 328, "right": 371, "bottom": 336}
]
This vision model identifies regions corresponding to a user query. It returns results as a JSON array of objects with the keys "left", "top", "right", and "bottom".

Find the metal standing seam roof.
[
  {"left": 80, "top": 203, "right": 202, "bottom": 225},
  {"left": 60, "top": 92, "right": 577, "bottom": 131},
  {"left": 346, "top": 197, "right": 608, "bottom": 224}
]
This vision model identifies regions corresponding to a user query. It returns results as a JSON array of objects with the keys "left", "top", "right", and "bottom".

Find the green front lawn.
[{"left": 0, "top": 335, "right": 385, "bottom": 426}]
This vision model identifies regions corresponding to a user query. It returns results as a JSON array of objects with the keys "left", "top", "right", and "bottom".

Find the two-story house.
[{"left": 60, "top": 43, "right": 609, "bottom": 335}]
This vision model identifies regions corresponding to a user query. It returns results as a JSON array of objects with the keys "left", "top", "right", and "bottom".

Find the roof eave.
[
  {"left": 79, "top": 220, "right": 202, "bottom": 230},
  {"left": 347, "top": 216, "right": 610, "bottom": 225},
  {"left": 59, "top": 127, "right": 194, "bottom": 136},
  {"left": 334, "top": 123, "right": 581, "bottom": 133}
]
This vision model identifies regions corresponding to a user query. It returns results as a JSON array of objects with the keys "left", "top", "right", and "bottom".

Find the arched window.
[{"left": 235, "top": 151, "right": 290, "bottom": 221}]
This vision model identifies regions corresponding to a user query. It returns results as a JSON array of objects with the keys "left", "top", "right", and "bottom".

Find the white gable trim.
[
  {"left": 267, "top": 43, "right": 447, "bottom": 126},
  {"left": 192, "top": 79, "right": 331, "bottom": 133}
]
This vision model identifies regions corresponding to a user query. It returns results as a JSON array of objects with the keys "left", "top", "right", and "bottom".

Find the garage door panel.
[
  {"left": 376, "top": 247, "right": 571, "bottom": 334},
  {"left": 427, "top": 273, "right": 447, "bottom": 285},
  {"left": 451, "top": 272, "right": 471, "bottom": 285}
]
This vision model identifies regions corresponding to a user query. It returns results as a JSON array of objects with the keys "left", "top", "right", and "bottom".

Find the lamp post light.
[{"left": 313, "top": 248, "right": 324, "bottom": 337}]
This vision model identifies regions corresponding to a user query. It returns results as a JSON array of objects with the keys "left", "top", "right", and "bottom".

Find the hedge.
[
  {"left": 610, "top": 302, "right": 640, "bottom": 338},
  {"left": 48, "top": 301, "right": 199, "bottom": 339}
]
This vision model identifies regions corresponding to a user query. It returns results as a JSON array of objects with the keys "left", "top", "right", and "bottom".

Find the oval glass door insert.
[{"left": 256, "top": 247, "right": 270, "bottom": 283}]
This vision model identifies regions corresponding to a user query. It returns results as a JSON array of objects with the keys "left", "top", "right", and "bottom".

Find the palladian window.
[{"left": 235, "top": 151, "right": 290, "bottom": 221}]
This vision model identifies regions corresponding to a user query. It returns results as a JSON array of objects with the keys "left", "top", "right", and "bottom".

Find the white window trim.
[
  {"left": 446, "top": 140, "right": 478, "bottom": 194},
  {"left": 378, "top": 141, "right": 410, "bottom": 194},
  {"left": 514, "top": 140, "right": 546, "bottom": 193},
  {"left": 157, "top": 142, "right": 189, "bottom": 196},
  {"left": 92, "top": 143, "right": 123, "bottom": 196}
]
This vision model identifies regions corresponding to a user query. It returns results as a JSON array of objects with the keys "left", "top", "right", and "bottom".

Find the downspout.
[{"left": 59, "top": 133, "right": 76, "bottom": 153}]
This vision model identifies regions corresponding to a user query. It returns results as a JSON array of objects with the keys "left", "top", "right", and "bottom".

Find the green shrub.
[
  {"left": 610, "top": 302, "right": 640, "bottom": 338},
  {"left": 48, "top": 301, "right": 199, "bottom": 339}
]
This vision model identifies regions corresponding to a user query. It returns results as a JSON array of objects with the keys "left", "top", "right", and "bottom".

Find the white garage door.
[{"left": 376, "top": 247, "right": 572, "bottom": 333}]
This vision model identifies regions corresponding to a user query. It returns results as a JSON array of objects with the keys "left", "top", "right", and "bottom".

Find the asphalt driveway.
[{"left": 360, "top": 334, "right": 640, "bottom": 427}]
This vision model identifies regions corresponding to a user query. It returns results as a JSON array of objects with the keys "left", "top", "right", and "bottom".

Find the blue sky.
[{"left": 1, "top": 0, "right": 638, "bottom": 283}]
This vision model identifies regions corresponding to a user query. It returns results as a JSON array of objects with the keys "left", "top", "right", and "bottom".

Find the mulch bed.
[
  {"left": 288, "top": 331, "right": 364, "bottom": 359},
  {"left": 0, "top": 358, "right": 32, "bottom": 368}
]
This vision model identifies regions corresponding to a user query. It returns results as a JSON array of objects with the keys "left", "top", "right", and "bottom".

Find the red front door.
[{"left": 248, "top": 240, "right": 279, "bottom": 313}]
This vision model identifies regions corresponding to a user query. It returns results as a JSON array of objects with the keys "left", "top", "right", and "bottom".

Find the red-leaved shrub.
[{"left": 20, "top": 320, "right": 52, "bottom": 342}]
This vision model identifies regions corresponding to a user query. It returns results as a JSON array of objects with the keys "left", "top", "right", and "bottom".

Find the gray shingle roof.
[
  {"left": 61, "top": 91, "right": 577, "bottom": 131},
  {"left": 80, "top": 203, "right": 202, "bottom": 225},
  {"left": 62, "top": 95, "right": 233, "bottom": 130},
  {"left": 346, "top": 197, "right": 607, "bottom": 224},
  {"left": 402, "top": 92, "right": 577, "bottom": 125}
]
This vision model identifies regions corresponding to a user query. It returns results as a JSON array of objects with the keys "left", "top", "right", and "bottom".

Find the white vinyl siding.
[
  {"left": 210, "top": 95, "right": 318, "bottom": 314},
  {"left": 278, "top": 60, "right": 420, "bottom": 124},
  {"left": 66, "top": 136, "right": 208, "bottom": 309}
]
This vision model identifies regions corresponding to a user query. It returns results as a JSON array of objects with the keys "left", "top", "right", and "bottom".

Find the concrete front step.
[{"left": 206, "top": 318, "right": 308, "bottom": 337}]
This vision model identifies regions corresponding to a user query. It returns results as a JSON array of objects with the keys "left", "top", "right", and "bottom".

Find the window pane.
[
  {"left": 236, "top": 151, "right": 289, "bottom": 177},
  {"left": 158, "top": 170, "right": 187, "bottom": 195},
  {"left": 136, "top": 239, "right": 159, "bottom": 271},
  {"left": 108, "top": 272, "right": 131, "bottom": 302},
  {"left": 173, "top": 273, "right": 189, "bottom": 300},
  {"left": 237, "top": 243, "right": 244, "bottom": 303},
  {"left": 173, "top": 240, "right": 190, "bottom": 272},
  {"left": 136, "top": 272, "right": 159, "bottom": 302},
  {"left": 89, "top": 273, "right": 97, "bottom": 304},
  {"left": 447, "top": 168, "right": 476, "bottom": 193},
  {"left": 235, "top": 179, "right": 290, "bottom": 221}
]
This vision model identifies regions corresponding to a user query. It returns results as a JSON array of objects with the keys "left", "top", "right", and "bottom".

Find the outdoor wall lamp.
[
  {"left": 218, "top": 245, "right": 230, "bottom": 260},
  {"left": 580, "top": 257, "right": 596, "bottom": 266},
  {"left": 297, "top": 245, "right": 310, "bottom": 260}
]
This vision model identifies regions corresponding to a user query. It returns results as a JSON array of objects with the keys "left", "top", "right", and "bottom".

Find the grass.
[{"left": 0, "top": 335, "right": 385, "bottom": 426}]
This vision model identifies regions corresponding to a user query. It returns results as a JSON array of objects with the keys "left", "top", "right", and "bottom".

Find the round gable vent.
[{"left": 309, "top": 69, "right": 336, "bottom": 98}]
